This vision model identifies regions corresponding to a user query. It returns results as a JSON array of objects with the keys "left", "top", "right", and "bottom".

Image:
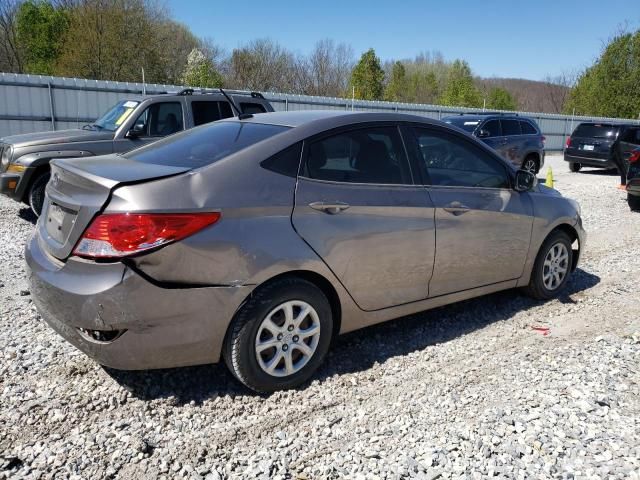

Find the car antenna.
[{"left": 219, "top": 88, "right": 253, "bottom": 120}]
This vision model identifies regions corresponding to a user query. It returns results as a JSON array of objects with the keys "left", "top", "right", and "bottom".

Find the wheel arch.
[
  {"left": 228, "top": 270, "right": 343, "bottom": 344},
  {"left": 545, "top": 223, "right": 581, "bottom": 272}
]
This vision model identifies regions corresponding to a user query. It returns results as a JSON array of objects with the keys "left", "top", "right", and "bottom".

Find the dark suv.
[
  {"left": 0, "top": 89, "right": 273, "bottom": 215},
  {"left": 443, "top": 113, "right": 545, "bottom": 173},
  {"left": 564, "top": 122, "right": 640, "bottom": 173}
]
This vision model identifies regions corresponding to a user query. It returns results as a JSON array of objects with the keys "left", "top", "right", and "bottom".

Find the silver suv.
[
  {"left": 443, "top": 113, "right": 546, "bottom": 173},
  {"left": 0, "top": 89, "right": 273, "bottom": 216}
]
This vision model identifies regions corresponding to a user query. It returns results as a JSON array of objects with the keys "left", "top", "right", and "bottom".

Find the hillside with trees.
[{"left": 0, "top": 0, "right": 636, "bottom": 118}]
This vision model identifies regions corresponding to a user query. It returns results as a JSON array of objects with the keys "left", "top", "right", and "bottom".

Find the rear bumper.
[
  {"left": 564, "top": 152, "right": 615, "bottom": 169},
  {"left": 26, "top": 231, "right": 253, "bottom": 370}
]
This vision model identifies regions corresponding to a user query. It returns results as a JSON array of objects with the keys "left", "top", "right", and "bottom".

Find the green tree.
[
  {"left": 16, "top": 0, "right": 69, "bottom": 74},
  {"left": 384, "top": 61, "right": 407, "bottom": 101},
  {"left": 486, "top": 87, "right": 517, "bottom": 110},
  {"left": 566, "top": 30, "right": 640, "bottom": 117},
  {"left": 350, "top": 48, "right": 384, "bottom": 100},
  {"left": 181, "top": 48, "right": 223, "bottom": 88},
  {"left": 439, "top": 59, "right": 482, "bottom": 108}
]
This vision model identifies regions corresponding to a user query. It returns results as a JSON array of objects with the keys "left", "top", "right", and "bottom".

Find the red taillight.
[
  {"left": 566, "top": 137, "right": 572, "bottom": 148},
  {"left": 541, "top": 135, "right": 546, "bottom": 144},
  {"left": 629, "top": 150, "right": 640, "bottom": 164},
  {"left": 73, "top": 212, "right": 221, "bottom": 259}
]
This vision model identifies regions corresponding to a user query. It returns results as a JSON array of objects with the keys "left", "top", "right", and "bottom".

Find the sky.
[{"left": 165, "top": 0, "right": 639, "bottom": 81}]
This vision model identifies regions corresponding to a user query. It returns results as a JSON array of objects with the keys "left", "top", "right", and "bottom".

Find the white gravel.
[{"left": 1, "top": 155, "right": 639, "bottom": 480}]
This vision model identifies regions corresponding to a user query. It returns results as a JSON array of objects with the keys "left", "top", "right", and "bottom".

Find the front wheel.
[
  {"left": 569, "top": 162, "right": 582, "bottom": 172},
  {"left": 523, "top": 230, "right": 574, "bottom": 300},
  {"left": 223, "top": 277, "right": 333, "bottom": 393},
  {"left": 629, "top": 194, "right": 640, "bottom": 211},
  {"left": 28, "top": 171, "right": 50, "bottom": 217}
]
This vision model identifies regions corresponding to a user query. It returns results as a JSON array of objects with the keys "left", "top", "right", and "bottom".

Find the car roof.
[
  {"left": 226, "top": 110, "right": 442, "bottom": 128},
  {"left": 443, "top": 113, "right": 525, "bottom": 121}
]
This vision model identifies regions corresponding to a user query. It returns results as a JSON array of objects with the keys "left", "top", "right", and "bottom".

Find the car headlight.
[{"left": 1, "top": 145, "right": 13, "bottom": 171}]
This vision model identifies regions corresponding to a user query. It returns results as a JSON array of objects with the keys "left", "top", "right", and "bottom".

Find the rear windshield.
[
  {"left": 125, "top": 121, "right": 290, "bottom": 168},
  {"left": 573, "top": 124, "right": 619, "bottom": 139},
  {"left": 443, "top": 117, "right": 480, "bottom": 133}
]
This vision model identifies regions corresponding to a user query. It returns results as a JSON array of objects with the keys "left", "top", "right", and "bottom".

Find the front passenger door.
[
  {"left": 411, "top": 127, "right": 534, "bottom": 297},
  {"left": 114, "top": 101, "right": 185, "bottom": 153}
]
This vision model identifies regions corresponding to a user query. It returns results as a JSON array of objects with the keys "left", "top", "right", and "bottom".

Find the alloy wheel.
[
  {"left": 542, "top": 242, "right": 569, "bottom": 290},
  {"left": 254, "top": 300, "right": 321, "bottom": 377},
  {"left": 523, "top": 158, "right": 537, "bottom": 173}
]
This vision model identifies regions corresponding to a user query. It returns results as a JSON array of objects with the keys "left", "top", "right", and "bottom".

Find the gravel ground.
[{"left": 1, "top": 155, "right": 639, "bottom": 480}]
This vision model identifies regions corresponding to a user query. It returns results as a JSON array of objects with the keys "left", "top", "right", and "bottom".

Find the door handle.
[
  {"left": 308, "top": 201, "right": 350, "bottom": 214},
  {"left": 443, "top": 201, "right": 470, "bottom": 216}
]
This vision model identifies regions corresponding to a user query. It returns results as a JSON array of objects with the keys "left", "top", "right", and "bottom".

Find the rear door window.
[
  {"left": 520, "top": 121, "right": 537, "bottom": 134},
  {"left": 482, "top": 120, "right": 502, "bottom": 137},
  {"left": 303, "top": 126, "right": 412, "bottom": 184},
  {"left": 126, "top": 121, "right": 289, "bottom": 168},
  {"left": 573, "top": 124, "right": 619, "bottom": 139},
  {"left": 501, "top": 120, "right": 521, "bottom": 136}
]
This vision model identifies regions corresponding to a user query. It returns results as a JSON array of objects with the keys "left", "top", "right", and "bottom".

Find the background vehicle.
[
  {"left": 564, "top": 122, "right": 640, "bottom": 173},
  {"left": 627, "top": 148, "right": 640, "bottom": 211},
  {"left": 443, "top": 112, "right": 545, "bottom": 173},
  {"left": 26, "top": 111, "right": 584, "bottom": 393},
  {"left": 0, "top": 89, "right": 273, "bottom": 216}
]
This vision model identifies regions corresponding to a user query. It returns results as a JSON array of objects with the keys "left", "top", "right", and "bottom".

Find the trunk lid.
[{"left": 38, "top": 155, "right": 191, "bottom": 260}]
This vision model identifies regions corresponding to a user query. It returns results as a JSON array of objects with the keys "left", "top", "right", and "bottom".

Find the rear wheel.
[
  {"left": 569, "top": 162, "right": 582, "bottom": 172},
  {"left": 524, "top": 230, "right": 573, "bottom": 300},
  {"left": 28, "top": 171, "right": 50, "bottom": 217},
  {"left": 629, "top": 194, "right": 640, "bottom": 211},
  {"left": 522, "top": 155, "right": 539, "bottom": 173},
  {"left": 223, "top": 277, "right": 333, "bottom": 393}
]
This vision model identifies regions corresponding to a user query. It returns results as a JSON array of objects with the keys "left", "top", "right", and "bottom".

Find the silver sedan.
[{"left": 26, "top": 111, "right": 585, "bottom": 392}]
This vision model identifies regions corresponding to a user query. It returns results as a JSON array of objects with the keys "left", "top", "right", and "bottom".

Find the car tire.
[
  {"left": 223, "top": 277, "right": 333, "bottom": 393},
  {"left": 629, "top": 194, "right": 640, "bottom": 211},
  {"left": 28, "top": 171, "right": 50, "bottom": 217},
  {"left": 522, "top": 155, "right": 539, "bottom": 173},
  {"left": 523, "top": 230, "right": 574, "bottom": 300},
  {"left": 569, "top": 162, "right": 582, "bottom": 172}
]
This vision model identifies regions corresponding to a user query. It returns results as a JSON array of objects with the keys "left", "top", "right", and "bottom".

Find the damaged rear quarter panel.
[{"left": 104, "top": 139, "right": 328, "bottom": 287}]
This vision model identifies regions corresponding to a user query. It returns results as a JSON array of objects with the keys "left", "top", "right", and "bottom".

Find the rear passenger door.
[
  {"left": 478, "top": 119, "right": 506, "bottom": 158},
  {"left": 292, "top": 124, "right": 436, "bottom": 311},
  {"left": 500, "top": 119, "right": 522, "bottom": 166},
  {"left": 409, "top": 126, "right": 533, "bottom": 297}
]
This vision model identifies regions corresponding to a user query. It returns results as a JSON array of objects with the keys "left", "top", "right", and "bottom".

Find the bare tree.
[
  {"left": 543, "top": 71, "right": 577, "bottom": 114},
  {"left": 228, "top": 38, "right": 299, "bottom": 92},
  {"left": 0, "top": 0, "right": 23, "bottom": 73},
  {"left": 299, "top": 39, "right": 354, "bottom": 97}
]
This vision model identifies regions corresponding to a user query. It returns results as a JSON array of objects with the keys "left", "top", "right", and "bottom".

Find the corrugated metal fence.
[{"left": 2, "top": 72, "right": 639, "bottom": 151}]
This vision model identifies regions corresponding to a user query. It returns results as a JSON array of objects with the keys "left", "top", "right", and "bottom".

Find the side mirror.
[
  {"left": 514, "top": 169, "right": 536, "bottom": 192},
  {"left": 126, "top": 124, "right": 145, "bottom": 138},
  {"left": 477, "top": 129, "right": 490, "bottom": 138}
]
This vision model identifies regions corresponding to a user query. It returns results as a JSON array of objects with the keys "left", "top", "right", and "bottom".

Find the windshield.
[
  {"left": 125, "top": 121, "right": 290, "bottom": 168},
  {"left": 573, "top": 124, "right": 619, "bottom": 139},
  {"left": 92, "top": 100, "right": 140, "bottom": 132},
  {"left": 443, "top": 117, "right": 480, "bottom": 133}
]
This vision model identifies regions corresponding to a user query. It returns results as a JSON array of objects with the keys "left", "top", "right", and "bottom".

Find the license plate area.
[
  {"left": 582, "top": 144, "right": 595, "bottom": 151},
  {"left": 45, "top": 202, "right": 77, "bottom": 244}
]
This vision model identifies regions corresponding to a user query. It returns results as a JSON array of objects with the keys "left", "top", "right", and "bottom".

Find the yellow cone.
[{"left": 545, "top": 167, "right": 554, "bottom": 188}]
